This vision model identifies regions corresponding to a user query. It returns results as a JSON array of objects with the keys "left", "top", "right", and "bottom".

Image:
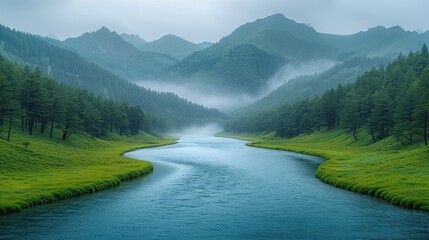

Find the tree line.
[
  {"left": 0, "top": 55, "right": 149, "bottom": 141},
  {"left": 226, "top": 45, "right": 429, "bottom": 145}
]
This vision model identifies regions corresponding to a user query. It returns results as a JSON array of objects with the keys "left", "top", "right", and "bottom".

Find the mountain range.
[
  {"left": 61, "top": 14, "right": 428, "bottom": 97},
  {"left": 62, "top": 27, "right": 177, "bottom": 81},
  {"left": 0, "top": 24, "right": 224, "bottom": 129},
  {"left": 1, "top": 13, "right": 429, "bottom": 117}
]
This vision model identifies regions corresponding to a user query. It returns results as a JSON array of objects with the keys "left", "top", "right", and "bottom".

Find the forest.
[
  {"left": 0, "top": 54, "right": 151, "bottom": 141},
  {"left": 226, "top": 45, "right": 429, "bottom": 145}
]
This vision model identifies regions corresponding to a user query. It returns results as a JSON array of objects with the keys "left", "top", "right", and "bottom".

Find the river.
[{"left": 1, "top": 136, "right": 428, "bottom": 239}]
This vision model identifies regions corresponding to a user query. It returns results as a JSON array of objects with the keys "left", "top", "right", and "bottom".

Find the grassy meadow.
[
  {"left": 0, "top": 128, "right": 175, "bottom": 214},
  {"left": 218, "top": 130, "right": 429, "bottom": 211}
]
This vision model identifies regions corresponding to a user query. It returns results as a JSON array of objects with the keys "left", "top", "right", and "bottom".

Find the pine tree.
[
  {"left": 0, "top": 72, "right": 18, "bottom": 141},
  {"left": 341, "top": 92, "right": 360, "bottom": 140},
  {"left": 368, "top": 88, "right": 392, "bottom": 142}
]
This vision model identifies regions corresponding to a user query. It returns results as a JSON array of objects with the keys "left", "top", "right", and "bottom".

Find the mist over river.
[{"left": 1, "top": 136, "right": 428, "bottom": 239}]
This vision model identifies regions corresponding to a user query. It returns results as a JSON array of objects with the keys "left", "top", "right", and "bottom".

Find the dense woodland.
[
  {"left": 0, "top": 55, "right": 151, "bottom": 141},
  {"left": 0, "top": 24, "right": 224, "bottom": 130},
  {"left": 226, "top": 45, "right": 429, "bottom": 145}
]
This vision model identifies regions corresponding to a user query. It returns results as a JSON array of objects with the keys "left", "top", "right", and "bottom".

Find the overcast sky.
[{"left": 0, "top": 0, "right": 428, "bottom": 43}]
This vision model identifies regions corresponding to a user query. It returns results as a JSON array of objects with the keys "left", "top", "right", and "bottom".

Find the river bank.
[
  {"left": 217, "top": 131, "right": 429, "bottom": 211},
  {"left": 0, "top": 130, "right": 175, "bottom": 215}
]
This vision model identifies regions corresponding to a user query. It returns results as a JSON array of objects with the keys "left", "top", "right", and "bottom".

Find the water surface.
[{"left": 1, "top": 136, "right": 428, "bottom": 239}]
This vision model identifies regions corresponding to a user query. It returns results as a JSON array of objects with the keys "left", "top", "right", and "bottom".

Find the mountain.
[
  {"left": 62, "top": 27, "right": 177, "bottom": 80},
  {"left": 322, "top": 26, "right": 429, "bottom": 59},
  {"left": 164, "top": 14, "right": 338, "bottom": 95},
  {"left": 138, "top": 34, "right": 203, "bottom": 60},
  {"left": 120, "top": 33, "right": 147, "bottom": 48},
  {"left": 237, "top": 56, "right": 389, "bottom": 116},
  {"left": 0, "top": 24, "right": 224, "bottom": 129},
  {"left": 163, "top": 14, "right": 429, "bottom": 97}
]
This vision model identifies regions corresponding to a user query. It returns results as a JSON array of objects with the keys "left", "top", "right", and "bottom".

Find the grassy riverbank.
[
  {"left": 218, "top": 131, "right": 429, "bottom": 211},
  {"left": 0, "top": 130, "right": 175, "bottom": 215}
]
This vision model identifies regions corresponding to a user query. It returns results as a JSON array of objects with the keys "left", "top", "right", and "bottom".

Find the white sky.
[{"left": 0, "top": 0, "right": 428, "bottom": 43}]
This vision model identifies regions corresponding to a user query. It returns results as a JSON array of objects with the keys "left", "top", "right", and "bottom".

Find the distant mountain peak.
[
  {"left": 97, "top": 26, "right": 111, "bottom": 32},
  {"left": 138, "top": 34, "right": 202, "bottom": 60},
  {"left": 96, "top": 26, "right": 111, "bottom": 33},
  {"left": 266, "top": 13, "right": 287, "bottom": 19}
]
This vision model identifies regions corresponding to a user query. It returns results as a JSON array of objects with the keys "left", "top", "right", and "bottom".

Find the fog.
[
  {"left": 263, "top": 59, "right": 336, "bottom": 94},
  {"left": 168, "top": 123, "right": 223, "bottom": 137},
  {"left": 138, "top": 59, "right": 335, "bottom": 112},
  {"left": 138, "top": 80, "right": 257, "bottom": 112}
]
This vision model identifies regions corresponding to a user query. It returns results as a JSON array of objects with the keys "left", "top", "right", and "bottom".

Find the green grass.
[
  {"left": 0, "top": 128, "right": 175, "bottom": 215},
  {"left": 218, "top": 130, "right": 429, "bottom": 211}
]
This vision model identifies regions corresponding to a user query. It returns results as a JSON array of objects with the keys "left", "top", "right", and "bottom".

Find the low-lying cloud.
[
  {"left": 168, "top": 123, "right": 223, "bottom": 137},
  {"left": 262, "top": 59, "right": 336, "bottom": 96},
  {"left": 138, "top": 59, "right": 336, "bottom": 112}
]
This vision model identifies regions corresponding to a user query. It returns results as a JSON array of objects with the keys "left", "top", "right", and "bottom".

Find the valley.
[{"left": 1, "top": 4, "right": 429, "bottom": 239}]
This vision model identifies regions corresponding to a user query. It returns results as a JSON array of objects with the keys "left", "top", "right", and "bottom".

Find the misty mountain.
[
  {"left": 120, "top": 33, "right": 147, "bottom": 48},
  {"left": 0, "top": 24, "right": 224, "bottom": 129},
  {"left": 137, "top": 34, "right": 203, "bottom": 60},
  {"left": 237, "top": 56, "right": 389, "bottom": 116},
  {"left": 62, "top": 27, "right": 177, "bottom": 80},
  {"left": 322, "top": 25, "right": 429, "bottom": 59},
  {"left": 198, "top": 41, "right": 213, "bottom": 48},
  {"left": 164, "top": 14, "right": 338, "bottom": 95},
  {"left": 163, "top": 14, "right": 429, "bottom": 96}
]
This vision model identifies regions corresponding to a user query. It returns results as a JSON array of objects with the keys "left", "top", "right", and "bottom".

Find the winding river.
[{"left": 1, "top": 136, "right": 429, "bottom": 239}]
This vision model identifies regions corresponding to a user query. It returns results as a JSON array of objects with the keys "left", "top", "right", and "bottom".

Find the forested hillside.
[
  {"left": 226, "top": 45, "right": 429, "bottom": 145},
  {"left": 0, "top": 24, "right": 224, "bottom": 129},
  {"left": 237, "top": 56, "right": 389, "bottom": 115},
  {"left": 0, "top": 55, "right": 150, "bottom": 141}
]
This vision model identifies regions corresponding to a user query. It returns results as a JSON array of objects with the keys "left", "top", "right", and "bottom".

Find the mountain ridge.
[
  {"left": 137, "top": 34, "right": 203, "bottom": 60},
  {"left": 63, "top": 27, "right": 177, "bottom": 80}
]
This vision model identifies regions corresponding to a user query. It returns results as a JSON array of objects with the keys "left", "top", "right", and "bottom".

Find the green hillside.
[
  {"left": 0, "top": 126, "right": 174, "bottom": 215},
  {"left": 138, "top": 34, "right": 203, "bottom": 60}
]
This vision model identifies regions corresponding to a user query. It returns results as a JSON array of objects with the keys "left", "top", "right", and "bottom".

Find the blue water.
[{"left": 1, "top": 136, "right": 428, "bottom": 239}]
